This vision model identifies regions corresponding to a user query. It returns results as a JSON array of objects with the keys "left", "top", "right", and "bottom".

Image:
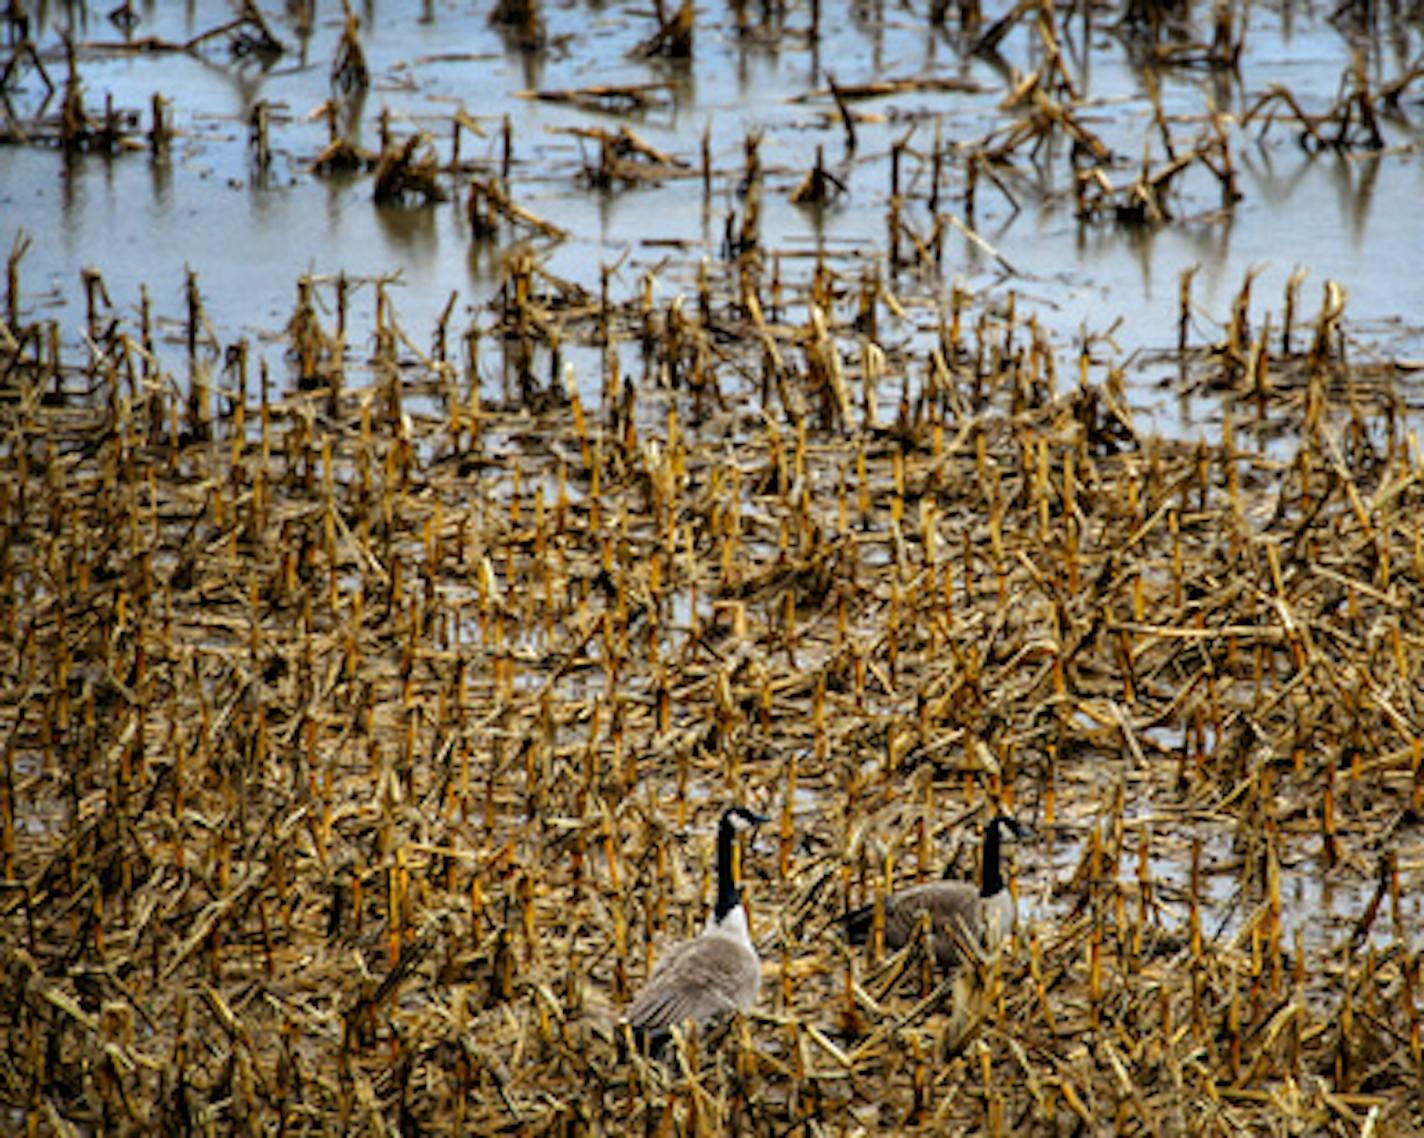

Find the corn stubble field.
[
  {"left": 5, "top": 2, "right": 1424, "bottom": 1136},
  {"left": 4, "top": 240, "right": 1422, "bottom": 1135}
]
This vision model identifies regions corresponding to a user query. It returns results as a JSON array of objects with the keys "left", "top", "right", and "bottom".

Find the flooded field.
[
  {"left": 3, "top": 0, "right": 1424, "bottom": 1134},
  {"left": 6, "top": 1, "right": 1424, "bottom": 402}
]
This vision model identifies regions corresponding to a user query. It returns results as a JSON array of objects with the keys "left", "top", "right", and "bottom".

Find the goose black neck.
[
  {"left": 714, "top": 813, "right": 742, "bottom": 922},
  {"left": 980, "top": 818, "right": 1007, "bottom": 898}
]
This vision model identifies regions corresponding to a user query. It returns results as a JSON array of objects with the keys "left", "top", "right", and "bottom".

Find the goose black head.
[
  {"left": 714, "top": 806, "right": 769, "bottom": 923},
  {"left": 980, "top": 814, "right": 1031, "bottom": 897}
]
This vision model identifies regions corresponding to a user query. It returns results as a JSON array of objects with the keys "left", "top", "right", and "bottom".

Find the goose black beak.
[{"left": 998, "top": 816, "right": 1034, "bottom": 841}]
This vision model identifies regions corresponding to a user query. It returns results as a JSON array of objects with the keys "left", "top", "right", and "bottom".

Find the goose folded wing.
[
  {"left": 626, "top": 936, "right": 760, "bottom": 1031},
  {"left": 846, "top": 881, "right": 974, "bottom": 945},
  {"left": 882, "top": 881, "right": 976, "bottom": 938}
]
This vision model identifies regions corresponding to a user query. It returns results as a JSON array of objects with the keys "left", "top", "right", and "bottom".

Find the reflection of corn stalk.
[
  {"left": 0, "top": 36, "right": 54, "bottom": 98},
  {"left": 1243, "top": 53, "right": 1422, "bottom": 151}
]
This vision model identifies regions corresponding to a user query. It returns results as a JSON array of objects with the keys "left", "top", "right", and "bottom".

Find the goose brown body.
[
  {"left": 623, "top": 907, "right": 761, "bottom": 1034},
  {"left": 624, "top": 807, "right": 767, "bottom": 1047},
  {"left": 844, "top": 815, "right": 1028, "bottom": 971}
]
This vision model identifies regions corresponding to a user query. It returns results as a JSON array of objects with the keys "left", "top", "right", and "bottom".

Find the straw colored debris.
[{"left": 1, "top": 237, "right": 1422, "bottom": 1135}]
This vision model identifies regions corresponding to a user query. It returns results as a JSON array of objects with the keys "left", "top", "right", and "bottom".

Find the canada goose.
[
  {"left": 623, "top": 806, "right": 768, "bottom": 1049},
  {"left": 843, "top": 814, "right": 1030, "bottom": 971}
]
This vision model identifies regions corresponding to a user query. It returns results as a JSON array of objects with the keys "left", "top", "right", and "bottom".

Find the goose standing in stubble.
[
  {"left": 623, "top": 806, "right": 768, "bottom": 1049},
  {"left": 843, "top": 814, "right": 1030, "bottom": 971}
]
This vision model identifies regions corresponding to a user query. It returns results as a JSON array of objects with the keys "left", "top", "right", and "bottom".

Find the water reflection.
[
  {"left": 3, "top": 0, "right": 1422, "bottom": 403},
  {"left": 372, "top": 194, "right": 440, "bottom": 255},
  {"left": 147, "top": 136, "right": 172, "bottom": 204},
  {"left": 1333, "top": 152, "right": 1381, "bottom": 242}
]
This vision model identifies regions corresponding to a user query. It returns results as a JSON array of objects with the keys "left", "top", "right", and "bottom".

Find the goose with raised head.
[
  {"left": 843, "top": 814, "right": 1030, "bottom": 971},
  {"left": 623, "top": 806, "right": 769, "bottom": 1048}
]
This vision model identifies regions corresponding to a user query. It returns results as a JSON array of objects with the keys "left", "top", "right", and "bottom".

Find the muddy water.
[{"left": 5, "top": 3, "right": 1423, "bottom": 425}]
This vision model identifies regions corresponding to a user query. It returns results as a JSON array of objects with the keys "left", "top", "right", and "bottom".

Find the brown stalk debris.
[
  {"left": 1, "top": 236, "right": 1422, "bottom": 1135},
  {"left": 3, "top": 0, "right": 1424, "bottom": 1134}
]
